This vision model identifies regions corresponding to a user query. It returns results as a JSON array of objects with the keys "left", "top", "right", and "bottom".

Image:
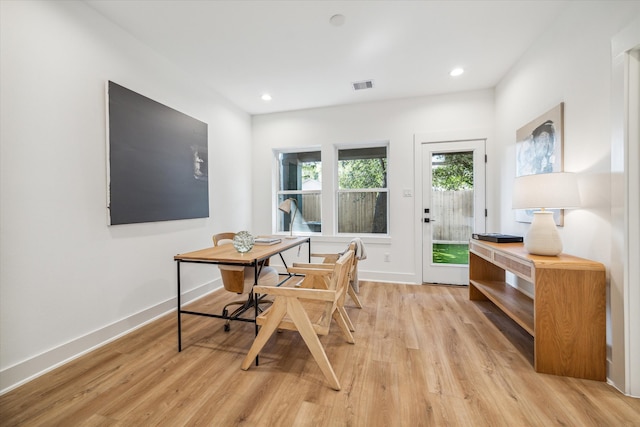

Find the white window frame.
[
  {"left": 274, "top": 148, "right": 322, "bottom": 236},
  {"left": 335, "top": 142, "right": 389, "bottom": 236}
]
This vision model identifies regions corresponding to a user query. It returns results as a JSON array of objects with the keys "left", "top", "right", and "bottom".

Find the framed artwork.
[
  {"left": 107, "top": 81, "right": 209, "bottom": 225},
  {"left": 515, "top": 102, "right": 564, "bottom": 225}
]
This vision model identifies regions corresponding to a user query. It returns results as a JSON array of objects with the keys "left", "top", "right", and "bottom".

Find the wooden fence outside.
[
  {"left": 431, "top": 189, "right": 474, "bottom": 243},
  {"left": 299, "top": 192, "right": 381, "bottom": 233},
  {"left": 299, "top": 189, "right": 473, "bottom": 240},
  {"left": 337, "top": 192, "right": 381, "bottom": 233},
  {"left": 300, "top": 193, "right": 321, "bottom": 222}
]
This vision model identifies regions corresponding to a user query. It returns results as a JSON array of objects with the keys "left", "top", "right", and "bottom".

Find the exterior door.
[{"left": 421, "top": 140, "right": 486, "bottom": 285}]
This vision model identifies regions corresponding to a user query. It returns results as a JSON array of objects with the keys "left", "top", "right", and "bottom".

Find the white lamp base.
[{"left": 524, "top": 211, "right": 563, "bottom": 256}]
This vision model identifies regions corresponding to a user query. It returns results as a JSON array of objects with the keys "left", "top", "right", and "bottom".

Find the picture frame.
[
  {"left": 107, "top": 81, "right": 209, "bottom": 225},
  {"left": 515, "top": 102, "right": 564, "bottom": 225}
]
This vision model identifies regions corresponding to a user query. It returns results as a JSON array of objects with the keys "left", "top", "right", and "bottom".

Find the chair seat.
[
  {"left": 256, "top": 298, "right": 332, "bottom": 336},
  {"left": 219, "top": 265, "right": 279, "bottom": 293}
]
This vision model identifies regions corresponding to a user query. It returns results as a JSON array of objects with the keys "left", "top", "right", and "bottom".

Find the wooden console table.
[{"left": 469, "top": 239, "right": 606, "bottom": 381}]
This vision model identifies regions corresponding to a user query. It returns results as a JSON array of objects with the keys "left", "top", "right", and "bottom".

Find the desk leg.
[
  {"left": 253, "top": 264, "right": 260, "bottom": 366},
  {"left": 177, "top": 260, "right": 182, "bottom": 352}
]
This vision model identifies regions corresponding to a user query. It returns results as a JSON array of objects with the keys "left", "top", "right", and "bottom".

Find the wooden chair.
[
  {"left": 289, "top": 242, "right": 359, "bottom": 333},
  {"left": 213, "top": 232, "right": 278, "bottom": 331},
  {"left": 309, "top": 241, "right": 363, "bottom": 309},
  {"left": 240, "top": 250, "right": 355, "bottom": 390}
]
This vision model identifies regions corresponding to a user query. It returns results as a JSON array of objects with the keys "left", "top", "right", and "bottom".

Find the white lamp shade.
[
  {"left": 512, "top": 172, "right": 581, "bottom": 210},
  {"left": 512, "top": 172, "right": 580, "bottom": 256}
]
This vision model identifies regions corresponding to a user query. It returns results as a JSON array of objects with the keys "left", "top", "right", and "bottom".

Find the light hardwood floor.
[{"left": 1, "top": 282, "right": 639, "bottom": 426}]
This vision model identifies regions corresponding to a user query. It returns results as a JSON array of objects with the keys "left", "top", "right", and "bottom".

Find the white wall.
[
  {"left": 494, "top": 1, "right": 640, "bottom": 394},
  {"left": 251, "top": 90, "right": 494, "bottom": 283},
  {"left": 0, "top": 1, "right": 252, "bottom": 392}
]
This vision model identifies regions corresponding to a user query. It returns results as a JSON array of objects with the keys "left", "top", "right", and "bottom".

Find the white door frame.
[
  {"left": 421, "top": 140, "right": 485, "bottom": 284},
  {"left": 610, "top": 17, "right": 640, "bottom": 396},
  {"left": 414, "top": 129, "right": 490, "bottom": 285}
]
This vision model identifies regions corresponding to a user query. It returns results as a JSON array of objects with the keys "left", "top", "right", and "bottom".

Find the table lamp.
[
  {"left": 512, "top": 172, "right": 581, "bottom": 256},
  {"left": 278, "top": 198, "right": 298, "bottom": 239}
]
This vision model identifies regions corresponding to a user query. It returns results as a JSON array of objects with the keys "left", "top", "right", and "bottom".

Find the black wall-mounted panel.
[{"left": 107, "top": 81, "right": 209, "bottom": 225}]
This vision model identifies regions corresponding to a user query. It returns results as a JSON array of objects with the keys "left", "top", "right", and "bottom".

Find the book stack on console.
[
  {"left": 472, "top": 233, "right": 523, "bottom": 243},
  {"left": 254, "top": 237, "right": 282, "bottom": 245}
]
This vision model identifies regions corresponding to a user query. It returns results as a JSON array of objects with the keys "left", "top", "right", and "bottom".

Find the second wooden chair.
[{"left": 241, "top": 250, "right": 355, "bottom": 390}]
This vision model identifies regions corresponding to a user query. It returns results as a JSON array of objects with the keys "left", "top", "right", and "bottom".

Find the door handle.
[{"left": 424, "top": 218, "right": 436, "bottom": 223}]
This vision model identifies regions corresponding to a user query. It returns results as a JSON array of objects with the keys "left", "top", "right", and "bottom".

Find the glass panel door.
[{"left": 422, "top": 140, "right": 485, "bottom": 285}]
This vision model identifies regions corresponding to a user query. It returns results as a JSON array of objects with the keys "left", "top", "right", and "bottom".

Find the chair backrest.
[
  {"left": 318, "top": 242, "right": 358, "bottom": 287},
  {"left": 345, "top": 241, "right": 358, "bottom": 277},
  {"left": 333, "top": 249, "right": 353, "bottom": 292},
  {"left": 321, "top": 240, "right": 356, "bottom": 263},
  {"left": 212, "top": 233, "right": 246, "bottom": 294},
  {"left": 316, "top": 250, "right": 354, "bottom": 331},
  {"left": 213, "top": 232, "right": 235, "bottom": 246},
  {"left": 335, "top": 249, "right": 354, "bottom": 303}
]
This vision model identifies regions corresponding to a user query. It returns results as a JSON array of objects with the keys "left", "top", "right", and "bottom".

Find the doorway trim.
[
  {"left": 414, "top": 128, "right": 491, "bottom": 285},
  {"left": 610, "top": 16, "right": 640, "bottom": 396}
]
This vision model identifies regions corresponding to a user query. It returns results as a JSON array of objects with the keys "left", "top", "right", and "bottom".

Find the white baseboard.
[
  {"left": 359, "top": 270, "right": 419, "bottom": 284},
  {"left": 0, "top": 280, "right": 220, "bottom": 395}
]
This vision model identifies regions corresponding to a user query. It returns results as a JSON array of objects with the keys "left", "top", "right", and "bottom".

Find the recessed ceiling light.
[
  {"left": 450, "top": 68, "right": 464, "bottom": 77},
  {"left": 330, "top": 14, "right": 345, "bottom": 27},
  {"left": 261, "top": 93, "right": 272, "bottom": 101}
]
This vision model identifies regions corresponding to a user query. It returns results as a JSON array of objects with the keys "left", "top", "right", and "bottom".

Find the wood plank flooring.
[{"left": 1, "top": 282, "right": 639, "bottom": 426}]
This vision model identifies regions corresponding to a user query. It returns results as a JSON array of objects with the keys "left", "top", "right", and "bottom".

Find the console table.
[{"left": 469, "top": 239, "right": 606, "bottom": 381}]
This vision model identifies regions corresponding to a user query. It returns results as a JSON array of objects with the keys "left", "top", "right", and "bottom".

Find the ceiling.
[{"left": 84, "top": 0, "right": 570, "bottom": 115}]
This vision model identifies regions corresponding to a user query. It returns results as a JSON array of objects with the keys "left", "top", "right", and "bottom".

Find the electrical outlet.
[{"left": 384, "top": 253, "right": 390, "bottom": 262}]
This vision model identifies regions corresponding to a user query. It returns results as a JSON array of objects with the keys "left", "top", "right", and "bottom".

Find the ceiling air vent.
[{"left": 352, "top": 80, "right": 374, "bottom": 91}]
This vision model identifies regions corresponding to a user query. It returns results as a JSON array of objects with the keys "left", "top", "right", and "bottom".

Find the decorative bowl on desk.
[{"left": 233, "top": 231, "right": 254, "bottom": 253}]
